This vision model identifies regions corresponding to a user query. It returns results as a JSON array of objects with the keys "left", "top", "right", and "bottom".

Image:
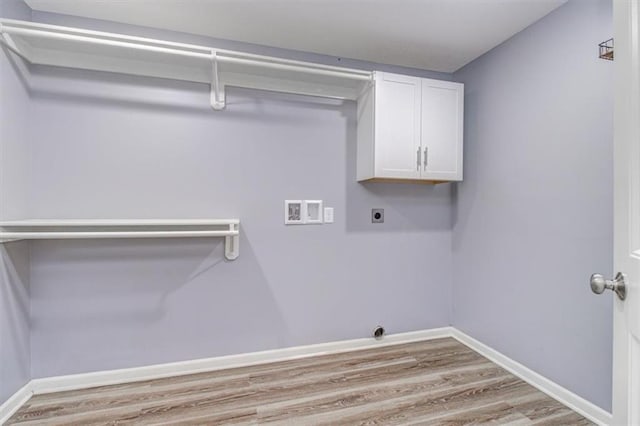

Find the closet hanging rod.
[
  {"left": 0, "top": 18, "right": 373, "bottom": 110},
  {"left": 213, "top": 50, "right": 372, "bottom": 79},
  {"left": 0, "top": 25, "right": 211, "bottom": 59},
  {"left": 0, "top": 22, "right": 372, "bottom": 82},
  {"left": 0, "top": 230, "right": 238, "bottom": 239},
  {"left": 220, "top": 56, "right": 372, "bottom": 81},
  {"left": 0, "top": 219, "right": 241, "bottom": 226}
]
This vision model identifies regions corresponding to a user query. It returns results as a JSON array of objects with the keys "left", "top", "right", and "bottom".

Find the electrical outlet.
[{"left": 372, "top": 208, "right": 384, "bottom": 223}]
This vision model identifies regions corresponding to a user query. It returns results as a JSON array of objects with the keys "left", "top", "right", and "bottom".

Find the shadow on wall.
[
  {"left": 29, "top": 233, "right": 291, "bottom": 374},
  {"left": 1, "top": 45, "right": 31, "bottom": 95},
  {"left": 0, "top": 242, "right": 30, "bottom": 403},
  {"left": 451, "top": 89, "right": 480, "bottom": 250},
  {"left": 27, "top": 65, "right": 353, "bottom": 121},
  {"left": 344, "top": 107, "right": 453, "bottom": 234}
]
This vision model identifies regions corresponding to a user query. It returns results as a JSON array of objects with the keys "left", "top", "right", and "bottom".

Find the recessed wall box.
[
  {"left": 305, "top": 200, "right": 323, "bottom": 224},
  {"left": 372, "top": 208, "right": 384, "bottom": 223},
  {"left": 285, "top": 200, "right": 304, "bottom": 225}
]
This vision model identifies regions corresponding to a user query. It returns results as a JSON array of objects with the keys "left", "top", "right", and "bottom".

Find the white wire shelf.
[
  {"left": 0, "top": 19, "right": 373, "bottom": 110},
  {"left": 0, "top": 219, "right": 241, "bottom": 260}
]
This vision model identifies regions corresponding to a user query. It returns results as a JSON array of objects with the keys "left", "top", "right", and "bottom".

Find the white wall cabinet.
[{"left": 357, "top": 72, "right": 464, "bottom": 183}]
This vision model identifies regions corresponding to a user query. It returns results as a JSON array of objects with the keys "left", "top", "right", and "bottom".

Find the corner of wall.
[
  {"left": 448, "top": 0, "right": 613, "bottom": 412},
  {"left": 0, "top": 0, "right": 32, "bottom": 21},
  {"left": 0, "top": 0, "right": 33, "bottom": 408}
]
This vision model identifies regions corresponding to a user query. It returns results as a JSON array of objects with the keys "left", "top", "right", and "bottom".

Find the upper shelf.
[
  {"left": 0, "top": 219, "right": 241, "bottom": 260},
  {"left": 0, "top": 19, "right": 373, "bottom": 109}
]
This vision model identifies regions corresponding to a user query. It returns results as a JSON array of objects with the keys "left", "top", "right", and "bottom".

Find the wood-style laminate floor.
[{"left": 7, "top": 338, "right": 592, "bottom": 425}]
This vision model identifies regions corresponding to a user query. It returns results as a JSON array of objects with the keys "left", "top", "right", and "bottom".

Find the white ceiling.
[{"left": 24, "top": 0, "right": 567, "bottom": 72}]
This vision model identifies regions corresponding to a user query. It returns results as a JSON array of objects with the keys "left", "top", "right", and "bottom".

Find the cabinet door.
[
  {"left": 421, "top": 79, "right": 464, "bottom": 181},
  {"left": 374, "top": 72, "right": 422, "bottom": 179}
]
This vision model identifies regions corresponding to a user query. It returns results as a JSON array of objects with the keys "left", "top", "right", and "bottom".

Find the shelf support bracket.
[
  {"left": 210, "top": 50, "right": 226, "bottom": 111},
  {"left": 356, "top": 77, "right": 375, "bottom": 101},
  {"left": 0, "top": 26, "right": 29, "bottom": 62},
  {"left": 225, "top": 223, "right": 239, "bottom": 260}
]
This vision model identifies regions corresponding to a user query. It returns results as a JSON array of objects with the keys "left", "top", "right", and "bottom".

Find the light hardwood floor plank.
[
  {"left": 273, "top": 377, "right": 533, "bottom": 425},
  {"left": 7, "top": 338, "right": 593, "bottom": 425},
  {"left": 416, "top": 401, "right": 531, "bottom": 425}
]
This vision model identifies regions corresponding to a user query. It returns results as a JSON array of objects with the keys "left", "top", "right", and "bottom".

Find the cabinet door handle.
[
  {"left": 417, "top": 147, "right": 421, "bottom": 171},
  {"left": 423, "top": 147, "right": 428, "bottom": 170}
]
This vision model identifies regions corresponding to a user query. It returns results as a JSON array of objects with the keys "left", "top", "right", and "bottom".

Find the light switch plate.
[{"left": 324, "top": 207, "right": 334, "bottom": 223}]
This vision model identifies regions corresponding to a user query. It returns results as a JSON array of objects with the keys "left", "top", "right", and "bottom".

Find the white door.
[
  {"left": 608, "top": 1, "right": 640, "bottom": 424},
  {"left": 374, "top": 72, "right": 422, "bottom": 179},
  {"left": 420, "top": 79, "right": 464, "bottom": 181}
]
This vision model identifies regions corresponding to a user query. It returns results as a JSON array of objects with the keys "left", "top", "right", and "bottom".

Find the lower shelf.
[{"left": 0, "top": 219, "right": 240, "bottom": 260}]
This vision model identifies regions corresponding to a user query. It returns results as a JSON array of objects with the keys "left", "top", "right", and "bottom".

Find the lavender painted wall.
[
  {"left": 0, "top": 0, "right": 32, "bottom": 406},
  {"left": 25, "top": 13, "right": 454, "bottom": 378},
  {"left": 452, "top": 0, "right": 613, "bottom": 411},
  {"left": 0, "top": 2, "right": 615, "bottom": 413}
]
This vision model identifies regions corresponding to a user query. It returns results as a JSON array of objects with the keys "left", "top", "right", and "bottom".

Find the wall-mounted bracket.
[
  {"left": 210, "top": 50, "right": 226, "bottom": 111},
  {"left": 225, "top": 222, "right": 239, "bottom": 260},
  {"left": 599, "top": 38, "right": 614, "bottom": 61},
  {"left": 357, "top": 78, "right": 375, "bottom": 100},
  {"left": 0, "top": 25, "right": 26, "bottom": 61}
]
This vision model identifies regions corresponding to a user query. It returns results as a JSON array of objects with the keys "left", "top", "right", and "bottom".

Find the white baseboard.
[
  {"left": 0, "top": 383, "right": 32, "bottom": 425},
  {"left": 1, "top": 327, "right": 612, "bottom": 426},
  {"left": 450, "top": 328, "right": 612, "bottom": 426},
  {"left": 30, "top": 327, "right": 453, "bottom": 395}
]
